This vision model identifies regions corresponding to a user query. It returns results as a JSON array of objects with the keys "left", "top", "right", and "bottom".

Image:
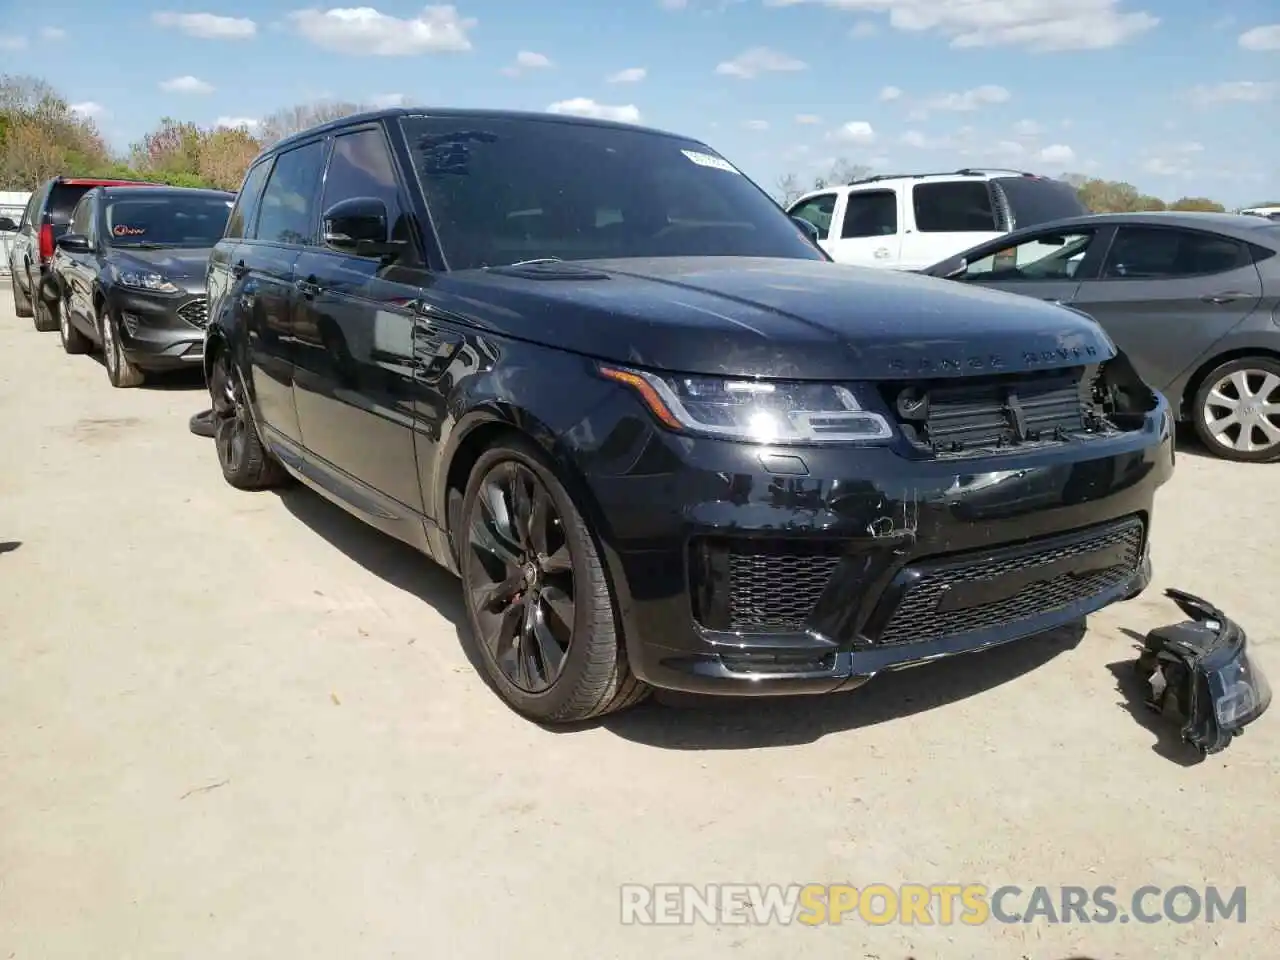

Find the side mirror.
[
  {"left": 57, "top": 233, "right": 91, "bottom": 253},
  {"left": 791, "top": 216, "right": 822, "bottom": 244},
  {"left": 322, "top": 196, "right": 406, "bottom": 258},
  {"left": 0, "top": 216, "right": 16, "bottom": 232}
]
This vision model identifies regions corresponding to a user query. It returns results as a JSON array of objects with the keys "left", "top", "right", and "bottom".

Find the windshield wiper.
[{"left": 117, "top": 241, "right": 167, "bottom": 249}]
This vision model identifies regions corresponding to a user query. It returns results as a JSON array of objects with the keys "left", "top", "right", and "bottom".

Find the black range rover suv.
[{"left": 204, "top": 107, "right": 1175, "bottom": 724}]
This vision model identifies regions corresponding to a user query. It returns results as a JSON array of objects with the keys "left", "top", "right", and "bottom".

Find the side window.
[
  {"left": 840, "top": 190, "right": 898, "bottom": 238},
  {"left": 912, "top": 181, "right": 997, "bottom": 233},
  {"left": 789, "top": 193, "right": 837, "bottom": 237},
  {"left": 68, "top": 196, "right": 92, "bottom": 237},
  {"left": 21, "top": 190, "right": 41, "bottom": 230},
  {"left": 225, "top": 160, "right": 272, "bottom": 241},
  {"left": 254, "top": 139, "right": 326, "bottom": 246},
  {"left": 961, "top": 230, "right": 1097, "bottom": 282},
  {"left": 1101, "top": 227, "right": 1249, "bottom": 279},
  {"left": 320, "top": 127, "right": 420, "bottom": 264}
]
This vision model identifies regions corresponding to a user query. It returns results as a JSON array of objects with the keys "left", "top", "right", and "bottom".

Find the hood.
[
  {"left": 109, "top": 246, "right": 213, "bottom": 280},
  {"left": 434, "top": 257, "right": 1115, "bottom": 381}
]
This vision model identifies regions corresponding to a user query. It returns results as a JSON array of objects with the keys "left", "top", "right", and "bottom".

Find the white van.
[{"left": 786, "top": 168, "right": 1090, "bottom": 271}]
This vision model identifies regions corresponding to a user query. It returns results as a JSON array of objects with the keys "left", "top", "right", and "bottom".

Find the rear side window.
[
  {"left": 912, "top": 181, "right": 997, "bottom": 233},
  {"left": 68, "top": 195, "right": 93, "bottom": 236},
  {"left": 47, "top": 185, "right": 95, "bottom": 225},
  {"left": 225, "top": 160, "right": 272, "bottom": 240},
  {"left": 254, "top": 140, "right": 326, "bottom": 246},
  {"left": 841, "top": 190, "right": 897, "bottom": 238},
  {"left": 992, "top": 176, "right": 1088, "bottom": 229},
  {"left": 1100, "top": 227, "right": 1250, "bottom": 279},
  {"left": 789, "top": 193, "right": 837, "bottom": 236}
]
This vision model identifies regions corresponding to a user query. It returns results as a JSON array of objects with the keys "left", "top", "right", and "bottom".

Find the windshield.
[
  {"left": 103, "top": 194, "right": 233, "bottom": 248},
  {"left": 399, "top": 115, "right": 826, "bottom": 270},
  {"left": 993, "top": 176, "right": 1089, "bottom": 229}
]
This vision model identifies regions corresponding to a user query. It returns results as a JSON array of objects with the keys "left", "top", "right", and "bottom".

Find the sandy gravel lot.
[{"left": 1, "top": 284, "right": 1277, "bottom": 959}]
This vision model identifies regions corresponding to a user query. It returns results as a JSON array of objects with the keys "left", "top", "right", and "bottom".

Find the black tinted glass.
[
  {"left": 841, "top": 191, "right": 897, "bottom": 238},
  {"left": 321, "top": 128, "right": 418, "bottom": 262},
  {"left": 225, "top": 161, "right": 271, "bottom": 240},
  {"left": 256, "top": 140, "right": 326, "bottom": 246},
  {"left": 994, "top": 176, "right": 1089, "bottom": 228},
  {"left": 48, "top": 185, "right": 95, "bottom": 225},
  {"left": 399, "top": 116, "right": 826, "bottom": 270},
  {"left": 912, "top": 181, "right": 997, "bottom": 232},
  {"left": 1102, "top": 227, "right": 1248, "bottom": 279},
  {"left": 103, "top": 195, "right": 234, "bottom": 247}
]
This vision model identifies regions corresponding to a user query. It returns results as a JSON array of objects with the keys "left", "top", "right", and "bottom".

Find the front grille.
[
  {"left": 713, "top": 541, "right": 842, "bottom": 633},
  {"left": 887, "top": 371, "right": 1087, "bottom": 456},
  {"left": 177, "top": 297, "right": 208, "bottom": 328},
  {"left": 877, "top": 515, "right": 1145, "bottom": 646}
]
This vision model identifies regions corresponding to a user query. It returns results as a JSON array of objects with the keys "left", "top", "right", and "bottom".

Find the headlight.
[
  {"left": 114, "top": 268, "right": 179, "bottom": 294},
  {"left": 597, "top": 364, "right": 894, "bottom": 443}
]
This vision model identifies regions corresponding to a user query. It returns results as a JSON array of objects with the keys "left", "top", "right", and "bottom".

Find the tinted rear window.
[
  {"left": 399, "top": 115, "right": 826, "bottom": 270},
  {"left": 47, "top": 184, "right": 97, "bottom": 224},
  {"left": 993, "top": 176, "right": 1089, "bottom": 229}
]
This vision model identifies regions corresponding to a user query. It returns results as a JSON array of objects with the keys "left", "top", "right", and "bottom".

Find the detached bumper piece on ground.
[
  {"left": 189, "top": 408, "right": 215, "bottom": 438},
  {"left": 1138, "top": 589, "right": 1272, "bottom": 755}
]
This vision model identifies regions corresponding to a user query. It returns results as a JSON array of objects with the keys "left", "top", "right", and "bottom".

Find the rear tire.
[
  {"left": 209, "top": 349, "right": 290, "bottom": 490},
  {"left": 1191, "top": 356, "right": 1280, "bottom": 463},
  {"left": 459, "top": 438, "right": 650, "bottom": 724},
  {"left": 31, "top": 271, "right": 58, "bottom": 331},
  {"left": 59, "top": 293, "right": 91, "bottom": 355},
  {"left": 99, "top": 305, "right": 145, "bottom": 388},
  {"left": 13, "top": 269, "right": 33, "bottom": 318}
]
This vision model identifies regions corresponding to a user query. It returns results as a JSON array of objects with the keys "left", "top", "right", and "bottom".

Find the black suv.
[
  {"left": 51, "top": 185, "right": 234, "bottom": 387},
  {"left": 3, "top": 176, "right": 155, "bottom": 331},
  {"left": 204, "top": 107, "right": 1174, "bottom": 725}
]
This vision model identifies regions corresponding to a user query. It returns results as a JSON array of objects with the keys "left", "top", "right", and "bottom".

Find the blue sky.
[{"left": 2, "top": 1, "right": 1278, "bottom": 205}]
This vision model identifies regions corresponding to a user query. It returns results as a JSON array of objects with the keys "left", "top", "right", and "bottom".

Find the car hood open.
[{"left": 436, "top": 256, "right": 1115, "bottom": 381}]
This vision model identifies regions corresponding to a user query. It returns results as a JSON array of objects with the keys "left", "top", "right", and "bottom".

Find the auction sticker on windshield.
[{"left": 681, "top": 149, "right": 740, "bottom": 174}]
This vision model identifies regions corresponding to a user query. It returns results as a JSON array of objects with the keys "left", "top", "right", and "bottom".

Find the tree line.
[
  {"left": 0, "top": 73, "right": 370, "bottom": 194},
  {"left": 2, "top": 73, "right": 1276, "bottom": 215}
]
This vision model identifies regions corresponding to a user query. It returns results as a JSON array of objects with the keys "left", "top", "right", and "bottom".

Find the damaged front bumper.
[{"left": 1138, "top": 589, "right": 1272, "bottom": 755}]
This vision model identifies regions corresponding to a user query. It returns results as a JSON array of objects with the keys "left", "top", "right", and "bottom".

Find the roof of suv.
[
  {"left": 94, "top": 185, "right": 234, "bottom": 200},
  {"left": 267, "top": 105, "right": 695, "bottom": 158}
]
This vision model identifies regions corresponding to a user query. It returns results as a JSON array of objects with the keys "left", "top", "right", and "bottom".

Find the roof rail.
[
  {"left": 953, "top": 167, "right": 1033, "bottom": 177},
  {"left": 847, "top": 168, "right": 1017, "bottom": 186}
]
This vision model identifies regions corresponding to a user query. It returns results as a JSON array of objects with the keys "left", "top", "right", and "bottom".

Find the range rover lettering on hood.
[{"left": 441, "top": 256, "right": 1117, "bottom": 381}]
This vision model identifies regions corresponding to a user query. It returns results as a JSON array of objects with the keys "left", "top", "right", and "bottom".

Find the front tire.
[
  {"left": 59, "top": 293, "right": 90, "bottom": 354},
  {"left": 459, "top": 438, "right": 649, "bottom": 724},
  {"left": 1191, "top": 357, "right": 1280, "bottom": 463},
  {"left": 99, "top": 305, "right": 145, "bottom": 388},
  {"left": 209, "top": 350, "right": 289, "bottom": 489}
]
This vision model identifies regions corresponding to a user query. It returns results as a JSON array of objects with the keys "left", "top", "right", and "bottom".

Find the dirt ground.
[{"left": 1, "top": 284, "right": 1277, "bottom": 960}]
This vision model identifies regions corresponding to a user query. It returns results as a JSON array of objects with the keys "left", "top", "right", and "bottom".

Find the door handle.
[
  {"left": 231, "top": 260, "right": 248, "bottom": 279},
  {"left": 294, "top": 278, "right": 321, "bottom": 298},
  {"left": 1202, "top": 291, "right": 1250, "bottom": 305}
]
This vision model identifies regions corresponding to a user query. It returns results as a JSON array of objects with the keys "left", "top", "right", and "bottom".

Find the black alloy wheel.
[
  {"left": 460, "top": 440, "right": 649, "bottom": 723},
  {"left": 209, "top": 351, "right": 288, "bottom": 489}
]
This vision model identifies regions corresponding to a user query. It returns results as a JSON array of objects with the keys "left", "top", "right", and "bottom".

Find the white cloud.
[
  {"left": 39, "top": 27, "right": 66, "bottom": 40},
  {"left": 1239, "top": 24, "right": 1280, "bottom": 50},
  {"left": 152, "top": 11, "right": 256, "bottom": 39},
  {"left": 214, "top": 116, "right": 260, "bottom": 129},
  {"left": 878, "top": 85, "right": 902, "bottom": 101},
  {"left": 607, "top": 67, "right": 647, "bottom": 83},
  {"left": 764, "top": 0, "right": 1158, "bottom": 52},
  {"left": 849, "top": 20, "right": 878, "bottom": 37},
  {"left": 1014, "top": 119, "right": 1041, "bottom": 136},
  {"left": 744, "top": 119, "right": 770, "bottom": 130},
  {"left": 69, "top": 101, "right": 106, "bottom": 118},
  {"left": 795, "top": 113, "right": 821, "bottom": 124},
  {"left": 714, "top": 46, "right": 806, "bottom": 78},
  {"left": 546, "top": 98, "right": 641, "bottom": 124},
  {"left": 909, "top": 84, "right": 1011, "bottom": 119},
  {"left": 160, "top": 75, "right": 215, "bottom": 94},
  {"left": 0, "top": 35, "right": 26, "bottom": 50},
  {"left": 1037, "top": 144, "right": 1075, "bottom": 164},
  {"left": 370, "top": 93, "right": 406, "bottom": 108},
  {"left": 1188, "top": 80, "right": 1278, "bottom": 105},
  {"left": 502, "top": 50, "right": 553, "bottom": 75},
  {"left": 290, "top": 5, "right": 475, "bottom": 55},
  {"left": 1143, "top": 157, "right": 1187, "bottom": 176},
  {"left": 829, "top": 120, "right": 876, "bottom": 144}
]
